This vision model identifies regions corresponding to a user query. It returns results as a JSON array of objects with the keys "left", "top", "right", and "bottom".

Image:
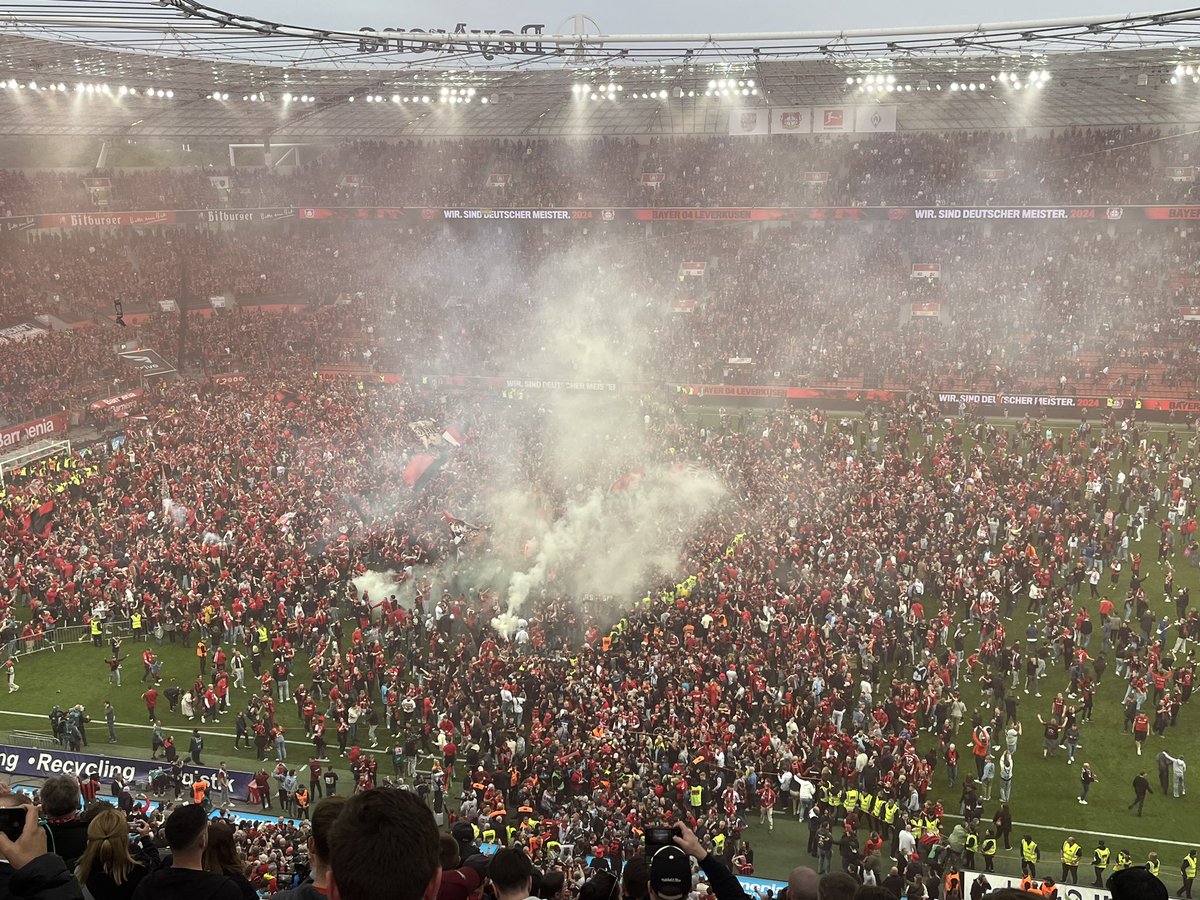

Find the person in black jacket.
[
  {"left": 0, "top": 801, "right": 84, "bottom": 900},
  {"left": 130, "top": 804, "right": 244, "bottom": 900},
  {"left": 650, "top": 822, "right": 749, "bottom": 900}
]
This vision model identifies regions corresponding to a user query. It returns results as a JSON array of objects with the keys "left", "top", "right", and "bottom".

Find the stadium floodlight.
[
  {"left": 1176, "top": 64, "right": 1186, "bottom": 76},
  {"left": 347, "top": 96, "right": 354, "bottom": 101},
  {"left": 28, "top": 80, "right": 37, "bottom": 90},
  {"left": 165, "top": 89, "right": 174, "bottom": 98},
  {"left": 392, "top": 94, "right": 400, "bottom": 102},
  {"left": 282, "top": 92, "right": 292, "bottom": 102},
  {"left": 1171, "top": 76, "right": 1179, "bottom": 84},
  {"left": 886, "top": 74, "right": 896, "bottom": 84},
  {"left": 747, "top": 80, "right": 755, "bottom": 87},
  {"left": 421, "top": 96, "right": 429, "bottom": 103},
  {"left": 950, "top": 81, "right": 959, "bottom": 90},
  {"left": 57, "top": 83, "right": 66, "bottom": 92}
]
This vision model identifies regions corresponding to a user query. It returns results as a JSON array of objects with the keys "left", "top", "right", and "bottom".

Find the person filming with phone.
[
  {"left": 0, "top": 795, "right": 84, "bottom": 900},
  {"left": 646, "top": 822, "right": 750, "bottom": 900}
]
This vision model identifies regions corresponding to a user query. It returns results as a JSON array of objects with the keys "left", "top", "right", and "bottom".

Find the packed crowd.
[
  {"left": 1, "top": 130, "right": 1200, "bottom": 215},
  {"left": 0, "top": 349, "right": 1198, "bottom": 896},
  {"left": 3, "top": 218, "right": 1200, "bottom": 426}
]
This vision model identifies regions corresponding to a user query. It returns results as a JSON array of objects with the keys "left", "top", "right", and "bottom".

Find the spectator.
[
  {"left": 328, "top": 789, "right": 441, "bottom": 900},
  {"left": 73, "top": 807, "right": 158, "bottom": 900},
  {"left": 131, "top": 803, "right": 244, "bottom": 900},
  {"left": 40, "top": 775, "right": 88, "bottom": 867}
]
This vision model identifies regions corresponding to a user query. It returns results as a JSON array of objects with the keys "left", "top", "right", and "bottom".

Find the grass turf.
[{"left": 0, "top": 419, "right": 1198, "bottom": 881}]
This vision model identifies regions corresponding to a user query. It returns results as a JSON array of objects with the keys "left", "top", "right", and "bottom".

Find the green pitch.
[{"left": 0, "top": 418, "right": 1198, "bottom": 882}]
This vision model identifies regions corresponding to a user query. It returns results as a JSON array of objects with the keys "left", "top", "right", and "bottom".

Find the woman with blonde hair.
[{"left": 74, "top": 806, "right": 158, "bottom": 900}]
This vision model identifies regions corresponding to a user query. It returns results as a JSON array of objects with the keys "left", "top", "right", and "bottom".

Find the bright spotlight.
[
  {"left": 968, "top": 83, "right": 976, "bottom": 91},
  {"left": 886, "top": 74, "right": 895, "bottom": 84},
  {"left": 421, "top": 96, "right": 429, "bottom": 103},
  {"left": 165, "top": 89, "right": 173, "bottom": 98},
  {"left": 846, "top": 76, "right": 854, "bottom": 85},
  {"left": 282, "top": 93, "right": 292, "bottom": 102},
  {"left": 392, "top": 94, "right": 400, "bottom": 102},
  {"left": 480, "top": 96, "right": 488, "bottom": 104}
]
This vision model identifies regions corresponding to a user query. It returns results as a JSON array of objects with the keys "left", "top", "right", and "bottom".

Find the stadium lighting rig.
[{"left": 6, "top": 1, "right": 1200, "bottom": 68}]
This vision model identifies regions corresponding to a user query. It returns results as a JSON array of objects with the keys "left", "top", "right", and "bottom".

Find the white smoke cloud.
[{"left": 491, "top": 465, "right": 725, "bottom": 637}]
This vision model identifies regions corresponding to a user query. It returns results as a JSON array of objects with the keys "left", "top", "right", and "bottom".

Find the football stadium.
[{"left": 0, "top": 1, "right": 1198, "bottom": 898}]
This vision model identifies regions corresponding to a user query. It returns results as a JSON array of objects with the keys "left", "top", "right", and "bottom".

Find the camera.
[
  {"left": 644, "top": 826, "right": 682, "bottom": 859},
  {"left": 0, "top": 807, "right": 27, "bottom": 842}
]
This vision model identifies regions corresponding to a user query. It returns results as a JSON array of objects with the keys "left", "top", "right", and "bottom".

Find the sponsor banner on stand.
[
  {"left": 679, "top": 261, "right": 707, "bottom": 276},
  {"left": 0, "top": 744, "right": 258, "bottom": 798},
  {"left": 1144, "top": 206, "right": 1200, "bottom": 220},
  {"left": 89, "top": 389, "right": 144, "bottom": 417},
  {"left": 910, "top": 302, "right": 941, "bottom": 317},
  {"left": 770, "top": 108, "right": 811, "bottom": 134},
  {"left": 911, "top": 263, "right": 941, "bottom": 278},
  {"left": 1180, "top": 307, "right": 1200, "bottom": 321},
  {"left": 729, "top": 109, "right": 769, "bottom": 135},
  {"left": 641, "top": 173, "right": 666, "bottom": 186},
  {"left": 813, "top": 107, "right": 852, "bottom": 133},
  {"left": 208, "top": 175, "right": 232, "bottom": 191},
  {"left": 634, "top": 208, "right": 783, "bottom": 222},
  {"left": 486, "top": 173, "right": 511, "bottom": 187},
  {"left": 804, "top": 172, "right": 831, "bottom": 184},
  {"left": 1164, "top": 166, "right": 1196, "bottom": 182},
  {"left": 0, "top": 413, "right": 70, "bottom": 450},
  {"left": 0, "top": 205, "right": 1190, "bottom": 230},
  {"left": 206, "top": 373, "right": 247, "bottom": 385},
  {"left": 854, "top": 105, "right": 898, "bottom": 133},
  {"left": 671, "top": 298, "right": 696, "bottom": 313}
]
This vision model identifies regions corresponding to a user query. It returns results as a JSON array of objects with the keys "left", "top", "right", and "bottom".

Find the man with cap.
[
  {"left": 651, "top": 822, "right": 749, "bottom": 900},
  {"left": 132, "top": 803, "right": 244, "bottom": 900}
]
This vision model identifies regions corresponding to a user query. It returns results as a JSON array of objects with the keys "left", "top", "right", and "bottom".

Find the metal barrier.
[
  {"left": 6, "top": 730, "right": 59, "bottom": 750},
  {"left": 0, "top": 618, "right": 134, "bottom": 665}
]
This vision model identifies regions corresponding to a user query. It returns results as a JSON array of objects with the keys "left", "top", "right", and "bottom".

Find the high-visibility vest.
[
  {"left": 1022, "top": 839, "right": 1039, "bottom": 862},
  {"left": 1185, "top": 854, "right": 1198, "bottom": 878},
  {"left": 965, "top": 834, "right": 979, "bottom": 853},
  {"left": 1038, "top": 883, "right": 1056, "bottom": 897},
  {"left": 690, "top": 786, "right": 703, "bottom": 807},
  {"left": 1063, "top": 842, "right": 1081, "bottom": 865},
  {"left": 982, "top": 839, "right": 997, "bottom": 857},
  {"left": 1113, "top": 852, "right": 1131, "bottom": 872},
  {"left": 1020, "top": 876, "right": 1034, "bottom": 892},
  {"left": 714, "top": 833, "right": 727, "bottom": 854},
  {"left": 1147, "top": 858, "right": 1160, "bottom": 877},
  {"left": 91, "top": 621, "right": 102, "bottom": 636},
  {"left": 829, "top": 789, "right": 843, "bottom": 808},
  {"left": 872, "top": 797, "right": 886, "bottom": 819},
  {"left": 859, "top": 791, "right": 872, "bottom": 813},
  {"left": 1093, "top": 848, "right": 1110, "bottom": 869},
  {"left": 131, "top": 613, "right": 142, "bottom": 630},
  {"left": 844, "top": 788, "right": 859, "bottom": 810},
  {"left": 883, "top": 802, "right": 898, "bottom": 824},
  {"left": 944, "top": 873, "right": 961, "bottom": 896}
]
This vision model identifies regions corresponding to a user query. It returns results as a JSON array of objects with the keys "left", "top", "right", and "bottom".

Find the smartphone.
[
  {"left": 0, "top": 806, "right": 26, "bottom": 842},
  {"left": 644, "top": 826, "right": 681, "bottom": 859}
]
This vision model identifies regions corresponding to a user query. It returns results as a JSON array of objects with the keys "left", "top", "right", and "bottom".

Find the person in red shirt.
[
  {"left": 1133, "top": 711, "right": 1150, "bottom": 755},
  {"left": 759, "top": 780, "right": 777, "bottom": 831},
  {"left": 142, "top": 687, "right": 157, "bottom": 722}
]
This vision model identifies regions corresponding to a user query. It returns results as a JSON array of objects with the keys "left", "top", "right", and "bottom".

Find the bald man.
[{"left": 787, "top": 866, "right": 819, "bottom": 900}]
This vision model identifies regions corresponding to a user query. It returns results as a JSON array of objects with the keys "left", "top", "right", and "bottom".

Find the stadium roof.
[{"left": 1, "top": 3, "right": 1200, "bottom": 137}]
